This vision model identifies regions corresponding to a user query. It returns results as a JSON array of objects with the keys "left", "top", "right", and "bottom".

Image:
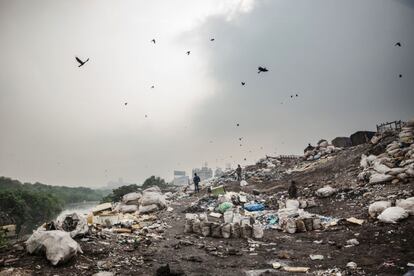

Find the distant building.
[
  {"left": 350, "top": 131, "right": 375, "bottom": 146},
  {"left": 214, "top": 167, "right": 224, "bottom": 178},
  {"left": 173, "top": 170, "right": 189, "bottom": 186},
  {"left": 192, "top": 163, "right": 213, "bottom": 181},
  {"left": 106, "top": 177, "right": 130, "bottom": 189},
  {"left": 332, "top": 137, "right": 352, "bottom": 148}
]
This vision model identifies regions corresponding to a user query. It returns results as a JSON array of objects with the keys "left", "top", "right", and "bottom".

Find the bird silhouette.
[
  {"left": 236, "top": 123, "right": 240, "bottom": 127},
  {"left": 395, "top": 42, "right": 401, "bottom": 47},
  {"left": 151, "top": 39, "right": 156, "bottom": 44},
  {"left": 257, "top": 66, "right": 268, "bottom": 73},
  {"left": 210, "top": 38, "right": 215, "bottom": 41},
  {"left": 151, "top": 85, "right": 155, "bottom": 89},
  {"left": 290, "top": 95, "right": 293, "bottom": 98},
  {"left": 124, "top": 102, "right": 128, "bottom": 106},
  {"left": 145, "top": 114, "right": 148, "bottom": 118},
  {"left": 296, "top": 94, "right": 298, "bottom": 97},
  {"left": 76, "top": 57, "right": 89, "bottom": 67},
  {"left": 239, "top": 137, "right": 243, "bottom": 141},
  {"left": 399, "top": 74, "right": 402, "bottom": 78},
  {"left": 186, "top": 51, "right": 191, "bottom": 55},
  {"left": 241, "top": 82, "right": 246, "bottom": 86}
]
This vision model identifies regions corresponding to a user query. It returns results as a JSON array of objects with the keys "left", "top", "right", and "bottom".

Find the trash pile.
[
  {"left": 369, "top": 197, "right": 414, "bottom": 223},
  {"left": 183, "top": 190, "right": 342, "bottom": 238},
  {"left": 303, "top": 139, "right": 342, "bottom": 161},
  {"left": 25, "top": 186, "right": 170, "bottom": 266},
  {"left": 359, "top": 119, "right": 414, "bottom": 184}
]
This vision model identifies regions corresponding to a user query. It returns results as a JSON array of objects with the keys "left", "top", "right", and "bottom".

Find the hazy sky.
[{"left": 0, "top": 0, "right": 413, "bottom": 187}]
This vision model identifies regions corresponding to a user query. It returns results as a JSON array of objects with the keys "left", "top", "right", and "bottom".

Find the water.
[{"left": 55, "top": 201, "right": 98, "bottom": 222}]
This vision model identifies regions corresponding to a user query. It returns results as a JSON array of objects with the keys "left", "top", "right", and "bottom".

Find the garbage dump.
[
  {"left": 359, "top": 120, "right": 414, "bottom": 184},
  {"left": 183, "top": 191, "right": 341, "bottom": 238}
]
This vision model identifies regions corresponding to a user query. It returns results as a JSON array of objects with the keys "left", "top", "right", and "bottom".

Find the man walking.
[
  {"left": 193, "top": 173, "right": 201, "bottom": 193},
  {"left": 236, "top": 164, "right": 242, "bottom": 181}
]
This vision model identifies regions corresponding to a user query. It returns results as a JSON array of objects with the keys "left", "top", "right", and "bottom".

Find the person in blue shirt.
[{"left": 193, "top": 173, "right": 201, "bottom": 193}]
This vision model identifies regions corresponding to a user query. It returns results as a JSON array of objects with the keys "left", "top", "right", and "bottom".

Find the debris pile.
[
  {"left": 359, "top": 119, "right": 414, "bottom": 184},
  {"left": 303, "top": 139, "right": 342, "bottom": 161}
]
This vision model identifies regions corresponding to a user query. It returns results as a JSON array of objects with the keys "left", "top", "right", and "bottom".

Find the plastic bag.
[
  {"left": 26, "top": 230, "right": 83, "bottom": 265},
  {"left": 252, "top": 223, "right": 263, "bottom": 239},
  {"left": 244, "top": 203, "right": 265, "bottom": 212},
  {"left": 221, "top": 223, "right": 231, "bottom": 239},
  {"left": 218, "top": 202, "right": 233, "bottom": 213},
  {"left": 378, "top": 207, "right": 409, "bottom": 223},
  {"left": 368, "top": 201, "right": 391, "bottom": 218}
]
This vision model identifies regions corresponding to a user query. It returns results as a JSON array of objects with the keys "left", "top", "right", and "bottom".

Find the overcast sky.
[{"left": 0, "top": 0, "right": 413, "bottom": 188}]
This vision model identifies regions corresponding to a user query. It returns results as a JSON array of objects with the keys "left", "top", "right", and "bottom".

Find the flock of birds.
[{"left": 74, "top": 39, "right": 405, "bottom": 168}]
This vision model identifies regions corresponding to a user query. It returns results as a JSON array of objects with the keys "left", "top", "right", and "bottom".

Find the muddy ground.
[{"left": 1, "top": 144, "right": 413, "bottom": 276}]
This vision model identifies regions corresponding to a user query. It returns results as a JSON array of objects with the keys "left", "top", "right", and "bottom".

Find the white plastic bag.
[
  {"left": 122, "top": 192, "right": 142, "bottom": 205},
  {"left": 26, "top": 230, "right": 83, "bottom": 265},
  {"left": 138, "top": 204, "right": 158, "bottom": 214},
  {"left": 378, "top": 207, "right": 409, "bottom": 223},
  {"left": 368, "top": 201, "right": 391, "bottom": 218},
  {"left": 252, "top": 223, "right": 264, "bottom": 239},
  {"left": 286, "top": 199, "right": 300, "bottom": 209},
  {"left": 316, "top": 186, "right": 336, "bottom": 198},
  {"left": 396, "top": 197, "right": 414, "bottom": 215}
]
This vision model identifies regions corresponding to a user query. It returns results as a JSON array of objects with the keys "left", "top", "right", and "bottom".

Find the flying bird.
[
  {"left": 151, "top": 39, "right": 156, "bottom": 44},
  {"left": 151, "top": 85, "right": 155, "bottom": 89},
  {"left": 290, "top": 95, "right": 293, "bottom": 98},
  {"left": 395, "top": 42, "right": 401, "bottom": 47},
  {"left": 75, "top": 57, "right": 89, "bottom": 67},
  {"left": 124, "top": 102, "right": 128, "bottom": 106},
  {"left": 236, "top": 123, "right": 240, "bottom": 127},
  {"left": 145, "top": 114, "right": 148, "bottom": 118},
  {"left": 241, "top": 82, "right": 246, "bottom": 86},
  {"left": 399, "top": 74, "right": 402, "bottom": 78},
  {"left": 239, "top": 137, "right": 243, "bottom": 141},
  {"left": 186, "top": 51, "right": 191, "bottom": 55},
  {"left": 257, "top": 66, "right": 268, "bottom": 73},
  {"left": 296, "top": 94, "right": 298, "bottom": 97},
  {"left": 210, "top": 38, "right": 215, "bottom": 41}
]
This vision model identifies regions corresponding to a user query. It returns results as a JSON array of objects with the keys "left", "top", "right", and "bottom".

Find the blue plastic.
[{"left": 244, "top": 203, "right": 265, "bottom": 212}]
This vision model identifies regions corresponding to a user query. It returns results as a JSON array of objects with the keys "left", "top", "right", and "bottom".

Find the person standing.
[
  {"left": 236, "top": 164, "right": 242, "bottom": 181},
  {"left": 193, "top": 173, "right": 201, "bottom": 193},
  {"left": 288, "top": 180, "right": 297, "bottom": 199}
]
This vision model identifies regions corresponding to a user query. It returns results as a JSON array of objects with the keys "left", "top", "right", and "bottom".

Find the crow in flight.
[
  {"left": 151, "top": 39, "right": 156, "bottom": 44},
  {"left": 241, "top": 82, "right": 245, "bottom": 86},
  {"left": 236, "top": 123, "right": 240, "bottom": 127},
  {"left": 395, "top": 42, "right": 401, "bottom": 47},
  {"left": 76, "top": 57, "right": 89, "bottom": 67},
  {"left": 296, "top": 94, "right": 298, "bottom": 97},
  {"left": 124, "top": 102, "right": 128, "bottom": 106},
  {"left": 257, "top": 66, "right": 268, "bottom": 73},
  {"left": 151, "top": 85, "right": 155, "bottom": 89},
  {"left": 186, "top": 51, "right": 191, "bottom": 55},
  {"left": 290, "top": 95, "right": 293, "bottom": 98},
  {"left": 399, "top": 74, "right": 402, "bottom": 78},
  {"left": 210, "top": 38, "right": 215, "bottom": 41}
]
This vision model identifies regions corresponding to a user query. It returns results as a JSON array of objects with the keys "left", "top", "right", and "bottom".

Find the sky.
[{"left": 0, "top": 0, "right": 413, "bottom": 188}]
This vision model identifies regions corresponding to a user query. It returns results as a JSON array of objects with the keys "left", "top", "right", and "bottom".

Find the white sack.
[
  {"left": 368, "top": 201, "right": 391, "bottom": 218},
  {"left": 378, "top": 207, "right": 409, "bottom": 223}
]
